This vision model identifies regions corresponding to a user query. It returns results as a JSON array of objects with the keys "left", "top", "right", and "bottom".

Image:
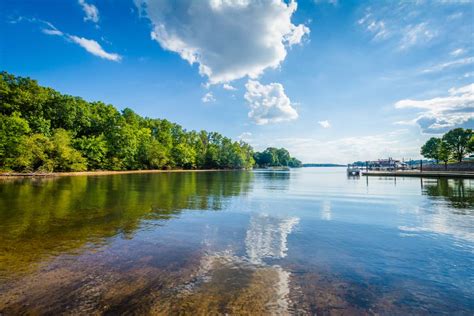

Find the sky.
[{"left": 1, "top": 0, "right": 473, "bottom": 164}]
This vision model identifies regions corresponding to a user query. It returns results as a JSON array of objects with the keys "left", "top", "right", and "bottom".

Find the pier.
[{"left": 362, "top": 170, "right": 474, "bottom": 179}]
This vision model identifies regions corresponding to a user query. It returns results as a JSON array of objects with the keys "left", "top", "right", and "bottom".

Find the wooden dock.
[{"left": 362, "top": 170, "right": 474, "bottom": 179}]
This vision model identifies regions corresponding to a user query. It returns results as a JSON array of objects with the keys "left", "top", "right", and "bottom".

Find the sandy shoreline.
[{"left": 0, "top": 169, "right": 242, "bottom": 179}]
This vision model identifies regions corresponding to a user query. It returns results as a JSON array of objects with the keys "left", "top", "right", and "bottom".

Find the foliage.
[
  {"left": 420, "top": 128, "right": 473, "bottom": 164},
  {"left": 442, "top": 128, "right": 473, "bottom": 162},
  {"left": 0, "top": 71, "right": 300, "bottom": 172},
  {"left": 437, "top": 141, "right": 451, "bottom": 169},
  {"left": 420, "top": 137, "right": 441, "bottom": 163},
  {"left": 468, "top": 135, "right": 474, "bottom": 153},
  {"left": 254, "top": 147, "right": 301, "bottom": 168}
]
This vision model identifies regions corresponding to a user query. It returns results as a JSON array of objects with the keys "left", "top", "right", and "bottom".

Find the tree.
[
  {"left": 288, "top": 157, "right": 302, "bottom": 167},
  {"left": 421, "top": 137, "right": 441, "bottom": 163},
  {"left": 0, "top": 112, "right": 31, "bottom": 170},
  {"left": 171, "top": 143, "right": 196, "bottom": 169},
  {"left": 276, "top": 148, "right": 291, "bottom": 166},
  {"left": 468, "top": 135, "right": 474, "bottom": 153},
  {"left": 50, "top": 129, "right": 87, "bottom": 172},
  {"left": 437, "top": 141, "right": 451, "bottom": 170},
  {"left": 14, "top": 134, "right": 54, "bottom": 172},
  {"left": 74, "top": 135, "right": 108, "bottom": 170},
  {"left": 0, "top": 71, "right": 300, "bottom": 173},
  {"left": 442, "top": 128, "right": 473, "bottom": 163},
  {"left": 253, "top": 147, "right": 301, "bottom": 168}
]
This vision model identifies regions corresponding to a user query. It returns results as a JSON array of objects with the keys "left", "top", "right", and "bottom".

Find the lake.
[{"left": 0, "top": 168, "right": 473, "bottom": 315}]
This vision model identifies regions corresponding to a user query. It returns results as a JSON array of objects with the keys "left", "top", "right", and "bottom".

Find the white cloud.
[
  {"left": 447, "top": 12, "right": 463, "bottom": 20},
  {"left": 244, "top": 80, "right": 298, "bottom": 125},
  {"left": 450, "top": 48, "right": 465, "bottom": 57},
  {"left": 399, "top": 23, "right": 436, "bottom": 50},
  {"left": 42, "top": 28, "right": 63, "bottom": 36},
  {"left": 201, "top": 92, "right": 216, "bottom": 103},
  {"left": 314, "top": 0, "right": 338, "bottom": 5},
  {"left": 394, "top": 83, "right": 474, "bottom": 133},
  {"left": 238, "top": 132, "right": 252, "bottom": 142},
  {"left": 41, "top": 21, "right": 63, "bottom": 36},
  {"left": 318, "top": 120, "right": 331, "bottom": 128},
  {"left": 422, "top": 57, "right": 474, "bottom": 73},
  {"left": 463, "top": 71, "right": 474, "bottom": 78},
  {"left": 223, "top": 83, "right": 237, "bottom": 91},
  {"left": 68, "top": 36, "right": 121, "bottom": 61},
  {"left": 41, "top": 22, "right": 121, "bottom": 62},
  {"left": 135, "top": 0, "right": 309, "bottom": 84},
  {"left": 358, "top": 12, "right": 390, "bottom": 41},
  {"left": 78, "top": 0, "right": 99, "bottom": 23}
]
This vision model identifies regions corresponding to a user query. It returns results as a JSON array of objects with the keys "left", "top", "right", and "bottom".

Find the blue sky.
[{"left": 1, "top": 0, "right": 473, "bottom": 163}]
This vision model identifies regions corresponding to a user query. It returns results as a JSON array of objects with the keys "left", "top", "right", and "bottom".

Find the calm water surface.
[{"left": 0, "top": 168, "right": 473, "bottom": 315}]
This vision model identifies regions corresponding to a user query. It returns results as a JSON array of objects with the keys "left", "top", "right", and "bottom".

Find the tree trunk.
[{"left": 444, "top": 162, "right": 447, "bottom": 170}]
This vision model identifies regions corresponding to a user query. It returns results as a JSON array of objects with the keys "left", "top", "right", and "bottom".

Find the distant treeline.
[
  {"left": 0, "top": 72, "right": 300, "bottom": 173},
  {"left": 302, "top": 163, "right": 345, "bottom": 167}
]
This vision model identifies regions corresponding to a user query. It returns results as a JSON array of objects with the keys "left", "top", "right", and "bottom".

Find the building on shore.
[{"left": 367, "top": 158, "right": 408, "bottom": 171}]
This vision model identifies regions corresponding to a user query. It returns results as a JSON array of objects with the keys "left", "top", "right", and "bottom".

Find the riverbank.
[
  {"left": 0, "top": 169, "right": 240, "bottom": 179},
  {"left": 362, "top": 170, "right": 474, "bottom": 179}
]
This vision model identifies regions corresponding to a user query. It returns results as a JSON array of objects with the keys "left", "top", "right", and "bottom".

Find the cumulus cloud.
[
  {"left": 394, "top": 83, "right": 474, "bottom": 133},
  {"left": 238, "top": 132, "right": 252, "bottom": 142},
  {"left": 244, "top": 80, "right": 298, "bottom": 125},
  {"left": 223, "top": 83, "right": 237, "bottom": 91},
  {"left": 41, "top": 21, "right": 121, "bottom": 61},
  {"left": 78, "top": 0, "right": 99, "bottom": 23},
  {"left": 318, "top": 120, "right": 331, "bottom": 128},
  {"left": 202, "top": 92, "right": 216, "bottom": 103},
  {"left": 135, "top": 0, "right": 309, "bottom": 84}
]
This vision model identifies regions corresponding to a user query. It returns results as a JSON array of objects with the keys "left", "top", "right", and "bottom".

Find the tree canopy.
[
  {"left": 0, "top": 72, "right": 300, "bottom": 173},
  {"left": 420, "top": 128, "right": 473, "bottom": 164},
  {"left": 253, "top": 147, "right": 302, "bottom": 168}
]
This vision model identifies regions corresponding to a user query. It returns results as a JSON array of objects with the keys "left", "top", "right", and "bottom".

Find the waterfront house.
[{"left": 368, "top": 158, "right": 407, "bottom": 171}]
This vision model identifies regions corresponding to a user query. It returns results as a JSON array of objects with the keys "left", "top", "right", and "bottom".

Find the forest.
[{"left": 0, "top": 72, "right": 301, "bottom": 173}]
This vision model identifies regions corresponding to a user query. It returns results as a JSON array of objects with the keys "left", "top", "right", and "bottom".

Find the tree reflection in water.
[
  {"left": 422, "top": 178, "right": 474, "bottom": 210},
  {"left": 0, "top": 171, "right": 254, "bottom": 276}
]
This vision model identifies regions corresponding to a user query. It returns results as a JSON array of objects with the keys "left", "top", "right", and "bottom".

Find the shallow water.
[{"left": 0, "top": 168, "right": 473, "bottom": 315}]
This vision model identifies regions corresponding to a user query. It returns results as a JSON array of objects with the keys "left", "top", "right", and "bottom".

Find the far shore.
[{"left": 0, "top": 169, "right": 245, "bottom": 179}]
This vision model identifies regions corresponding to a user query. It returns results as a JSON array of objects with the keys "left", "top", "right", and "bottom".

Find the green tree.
[
  {"left": 468, "top": 135, "right": 474, "bottom": 153},
  {"left": 171, "top": 143, "right": 197, "bottom": 169},
  {"left": 421, "top": 137, "right": 442, "bottom": 163},
  {"left": 14, "top": 134, "right": 54, "bottom": 172},
  {"left": 51, "top": 129, "right": 87, "bottom": 172},
  {"left": 0, "top": 71, "right": 299, "bottom": 173},
  {"left": 0, "top": 112, "right": 31, "bottom": 170},
  {"left": 442, "top": 128, "right": 473, "bottom": 162},
  {"left": 437, "top": 141, "right": 451, "bottom": 170},
  {"left": 74, "top": 135, "right": 108, "bottom": 170}
]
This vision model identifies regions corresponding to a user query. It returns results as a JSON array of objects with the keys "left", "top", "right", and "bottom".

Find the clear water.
[{"left": 0, "top": 168, "right": 473, "bottom": 314}]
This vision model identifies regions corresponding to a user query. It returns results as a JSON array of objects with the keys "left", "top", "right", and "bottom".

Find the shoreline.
[
  {"left": 362, "top": 170, "right": 474, "bottom": 179},
  {"left": 0, "top": 169, "right": 244, "bottom": 179}
]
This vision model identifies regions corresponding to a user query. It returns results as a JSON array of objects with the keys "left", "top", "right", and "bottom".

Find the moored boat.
[{"left": 347, "top": 164, "right": 360, "bottom": 176}]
